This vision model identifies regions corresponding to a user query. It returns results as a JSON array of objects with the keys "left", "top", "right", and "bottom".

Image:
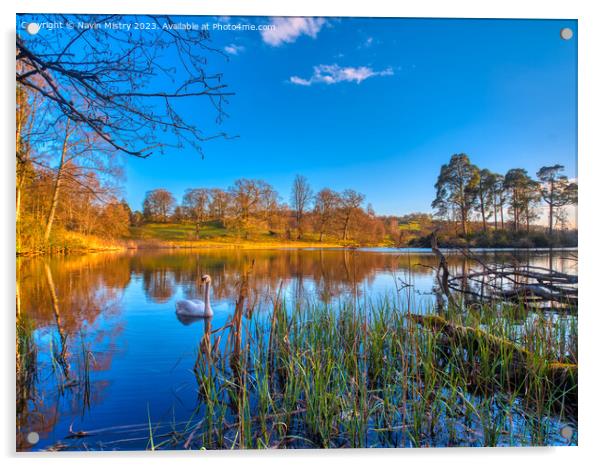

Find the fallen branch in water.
[
  {"left": 430, "top": 228, "right": 457, "bottom": 308},
  {"left": 445, "top": 249, "right": 578, "bottom": 308},
  {"left": 411, "top": 314, "right": 577, "bottom": 412}
]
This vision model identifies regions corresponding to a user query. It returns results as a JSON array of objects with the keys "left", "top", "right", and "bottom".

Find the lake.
[{"left": 16, "top": 248, "right": 578, "bottom": 450}]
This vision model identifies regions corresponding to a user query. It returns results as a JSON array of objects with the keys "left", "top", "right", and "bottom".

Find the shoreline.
[{"left": 16, "top": 239, "right": 578, "bottom": 258}]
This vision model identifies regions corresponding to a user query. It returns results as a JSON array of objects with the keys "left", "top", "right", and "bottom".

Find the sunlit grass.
[
  {"left": 17, "top": 227, "right": 125, "bottom": 256},
  {"left": 128, "top": 222, "right": 355, "bottom": 249}
]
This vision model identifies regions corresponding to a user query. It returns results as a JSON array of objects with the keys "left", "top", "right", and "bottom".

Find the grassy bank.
[
  {"left": 17, "top": 221, "right": 578, "bottom": 256},
  {"left": 17, "top": 223, "right": 352, "bottom": 256},
  {"left": 16, "top": 229, "right": 125, "bottom": 256},
  {"left": 130, "top": 222, "right": 577, "bottom": 251},
  {"left": 127, "top": 222, "right": 359, "bottom": 250}
]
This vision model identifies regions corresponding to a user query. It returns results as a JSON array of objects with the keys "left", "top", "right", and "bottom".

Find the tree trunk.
[
  {"left": 548, "top": 180, "right": 555, "bottom": 236},
  {"left": 343, "top": 213, "right": 351, "bottom": 240},
  {"left": 500, "top": 202, "right": 504, "bottom": 230},
  {"left": 16, "top": 152, "right": 22, "bottom": 228},
  {"left": 16, "top": 88, "right": 25, "bottom": 227},
  {"left": 480, "top": 198, "right": 487, "bottom": 232},
  {"left": 16, "top": 90, "right": 39, "bottom": 233},
  {"left": 514, "top": 199, "right": 519, "bottom": 232},
  {"left": 16, "top": 180, "right": 22, "bottom": 227},
  {"left": 44, "top": 120, "right": 71, "bottom": 243},
  {"left": 296, "top": 212, "right": 303, "bottom": 240}
]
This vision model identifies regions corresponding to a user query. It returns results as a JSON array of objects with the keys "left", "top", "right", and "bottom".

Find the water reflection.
[{"left": 16, "top": 248, "right": 576, "bottom": 450}]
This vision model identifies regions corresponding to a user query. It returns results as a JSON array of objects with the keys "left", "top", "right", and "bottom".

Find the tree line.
[
  {"left": 432, "top": 153, "right": 577, "bottom": 237},
  {"left": 15, "top": 15, "right": 577, "bottom": 252},
  {"left": 138, "top": 175, "right": 390, "bottom": 244}
]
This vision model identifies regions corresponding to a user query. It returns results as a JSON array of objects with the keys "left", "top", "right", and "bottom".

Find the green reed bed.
[{"left": 178, "top": 295, "right": 577, "bottom": 449}]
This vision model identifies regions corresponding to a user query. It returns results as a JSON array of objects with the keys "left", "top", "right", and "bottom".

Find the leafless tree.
[
  {"left": 208, "top": 188, "right": 231, "bottom": 226},
  {"left": 228, "top": 179, "right": 278, "bottom": 237},
  {"left": 339, "top": 189, "right": 365, "bottom": 241},
  {"left": 183, "top": 188, "right": 211, "bottom": 236},
  {"left": 17, "top": 14, "right": 233, "bottom": 159},
  {"left": 290, "top": 174, "right": 313, "bottom": 239},
  {"left": 313, "top": 188, "right": 340, "bottom": 242},
  {"left": 143, "top": 189, "right": 176, "bottom": 222}
]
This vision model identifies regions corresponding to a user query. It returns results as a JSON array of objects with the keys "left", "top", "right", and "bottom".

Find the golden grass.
[{"left": 125, "top": 237, "right": 347, "bottom": 250}]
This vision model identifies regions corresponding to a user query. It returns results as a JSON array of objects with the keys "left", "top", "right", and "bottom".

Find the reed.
[{"left": 165, "top": 293, "right": 577, "bottom": 450}]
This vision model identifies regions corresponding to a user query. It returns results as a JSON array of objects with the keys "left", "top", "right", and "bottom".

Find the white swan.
[{"left": 176, "top": 274, "right": 213, "bottom": 318}]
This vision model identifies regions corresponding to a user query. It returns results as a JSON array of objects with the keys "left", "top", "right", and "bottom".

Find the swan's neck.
[{"left": 204, "top": 282, "right": 213, "bottom": 315}]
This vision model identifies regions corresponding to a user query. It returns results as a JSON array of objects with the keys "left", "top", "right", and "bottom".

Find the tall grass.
[{"left": 173, "top": 294, "right": 577, "bottom": 449}]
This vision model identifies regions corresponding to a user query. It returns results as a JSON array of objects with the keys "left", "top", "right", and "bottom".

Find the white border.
[{"left": 3, "top": 1, "right": 601, "bottom": 465}]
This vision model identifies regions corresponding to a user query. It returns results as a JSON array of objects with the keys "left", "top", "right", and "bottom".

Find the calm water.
[{"left": 16, "top": 248, "right": 577, "bottom": 450}]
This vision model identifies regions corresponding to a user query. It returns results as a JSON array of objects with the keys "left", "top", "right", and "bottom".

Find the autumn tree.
[
  {"left": 43, "top": 120, "right": 72, "bottom": 241},
  {"left": 130, "top": 211, "right": 144, "bottom": 227},
  {"left": 208, "top": 189, "right": 231, "bottom": 226},
  {"left": 16, "top": 79, "right": 42, "bottom": 227},
  {"left": 537, "top": 165, "right": 578, "bottom": 235},
  {"left": 291, "top": 175, "right": 313, "bottom": 240},
  {"left": 97, "top": 202, "right": 131, "bottom": 238},
  {"left": 313, "top": 188, "right": 341, "bottom": 242},
  {"left": 143, "top": 189, "right": 176, "bottom": 223},
  {"left": 339, "top": 189, "right": 365, "bottom": 241},
  {"left": 183, "top": 188, "right": 211, "bottom": 236},
  {"left": 432, "top": 154, "right": 480, "bottom": 236},
  {"left": 16, "top": 14, "right": 233, "bottom": 252},
  {"left": 354, "top": 204, "right": 386, "bottom": 244},
  {"left": 228, "top": 179, "right": 278, "bottom": 237}
]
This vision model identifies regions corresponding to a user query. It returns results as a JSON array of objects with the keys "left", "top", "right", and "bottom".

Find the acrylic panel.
[{"left": 16, "top": 14, "right": 577, "bottom": 451}]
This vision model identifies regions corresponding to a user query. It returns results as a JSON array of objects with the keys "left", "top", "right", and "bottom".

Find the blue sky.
[{"left": 119, "top": 16, "right": 577, "bottom": 215}]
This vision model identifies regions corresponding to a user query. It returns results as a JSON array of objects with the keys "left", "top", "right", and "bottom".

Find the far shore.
[
  {"left": 16, "top": 221, "right": 578, "bottom": 257},
  {"left": 16, "top": 237, "right": 578, "bottom": 257}
]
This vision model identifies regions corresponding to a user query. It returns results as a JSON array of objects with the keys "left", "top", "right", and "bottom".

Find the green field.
[
  {"left": 130, "top": 222, "right": 231, "bottom": 241},
  {"left": 128, "top": 222, "right": 354, "bottom": 248}
]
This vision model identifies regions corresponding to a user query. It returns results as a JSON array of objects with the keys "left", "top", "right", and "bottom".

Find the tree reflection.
[
  {"left": 126, "top": 249, "right": 573, "bottom": 309},
  {"left": 16, "top": 253, "right": 128, "bottom": 451}
]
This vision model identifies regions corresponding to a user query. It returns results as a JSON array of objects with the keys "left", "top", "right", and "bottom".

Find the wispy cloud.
[
  {"left": 361, "top": 37, "right": 374, "bottom": 48},
  {"left": 261, "top": 17, "right": 326, "bottom": 46},
  {"left": 224, "top": 44, "right": 245, "bottom": 55},
  {"left": 289, "top": 64, "right": 394, "bottom": 86},
  {"left": 290, "top": 76, "right": 312, "bottom": 86}
]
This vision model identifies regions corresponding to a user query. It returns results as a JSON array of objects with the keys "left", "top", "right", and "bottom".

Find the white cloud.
[
  {"left": 289, "top": 64, "right": 394, "bottom": 86},
  {"left": 224, "top": 44, "right": 245, "bottom": 55},
  {"left": 261, "top": 17, "right": 326, "bottom": 46},
  {"left": 289, "top": 76, "right": 312, "bottom": 86}
]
